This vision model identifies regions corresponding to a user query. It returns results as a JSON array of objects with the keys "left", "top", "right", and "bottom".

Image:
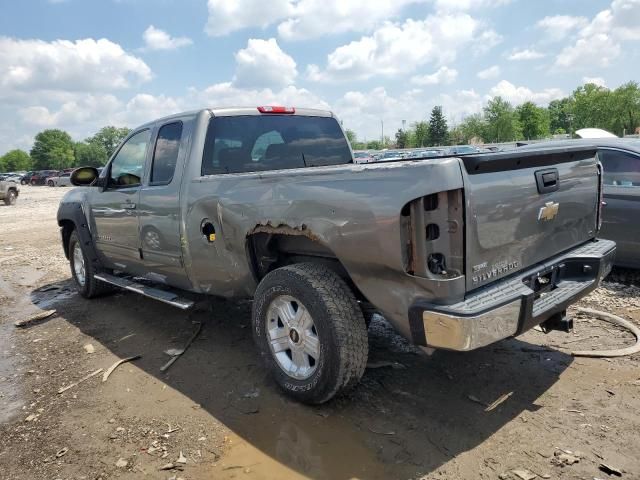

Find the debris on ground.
[
  {"left": 551, "top": 450, "right": 581, "bottom": 467},
  {"left": 599, "top": 463, "right": 623, "bottom": 477},
  {"left": 57, "top": 368, "right": 103, "bottom": 394},
  {"left": 115, "top": 458, "right": 128, "bottom": 468},
  {"left": 176, "top": 451, "right": 187, "bottom": 464},
  {"left": 485, "top": 391, "right": 513, "bottom": 412},
  {"left": 160, "top": 322, "right": 203, "bottom": 372},
  {"left": 572, "top": 307, "right": 640, "bottom": 358},
  {"left": 511, "top": 468, "right": 537, "bottom": 480},
  {"left": 83, "top": 343, "right": 95, "bottom": 354},
  {"left": 102, "top": 355, "right": 141, "bottom": 382},
  {"left": 56, "top": 448, "right": 68, "bottom": 458},
  {"left": 14, "top": 309, "right": 56, "bottom": 327}
]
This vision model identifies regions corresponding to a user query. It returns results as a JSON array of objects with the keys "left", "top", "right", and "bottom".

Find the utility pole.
[{"left": 381, "top": 119, "right": 384, "bottom": 146}]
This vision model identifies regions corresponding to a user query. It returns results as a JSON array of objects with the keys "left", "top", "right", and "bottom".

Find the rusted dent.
[{"left": 247, "top": 222, "right": 321, "bottom": 242}]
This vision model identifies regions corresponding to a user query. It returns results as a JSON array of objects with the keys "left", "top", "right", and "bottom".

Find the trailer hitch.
[{"left": 540, "top": 310, "right": 574, "bottom": 334}]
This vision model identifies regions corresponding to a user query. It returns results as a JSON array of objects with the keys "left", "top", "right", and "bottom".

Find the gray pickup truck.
[
  {"left": 57, "top": 106, "right": 615, "bottom": 403},
  {"left": 0, "top": 180, "right": 19, "bottom": 205}
]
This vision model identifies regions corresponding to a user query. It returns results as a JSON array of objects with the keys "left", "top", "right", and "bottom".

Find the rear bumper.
[{"left": 409, "top": 239, "right": 615, "bottom": 351}]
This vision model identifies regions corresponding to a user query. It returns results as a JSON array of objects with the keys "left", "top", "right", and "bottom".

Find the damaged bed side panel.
[{"left": 182, "top": 159, "right": 464, "bottom": 339}]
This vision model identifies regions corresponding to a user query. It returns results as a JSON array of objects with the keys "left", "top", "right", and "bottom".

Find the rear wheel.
[
  {"left": 252, "top": 263, "right": 368, "bottom": 404},
  {"left": 3, "top": 190, "right": 16, "bottom": 206},
  {"left": 68, "top": 230, "right": 112, "bottom": 298},
  {"left": 47, "top": 180, "right": 54, "bottom": 187}
]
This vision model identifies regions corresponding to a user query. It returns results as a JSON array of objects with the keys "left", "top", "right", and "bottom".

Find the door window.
[
  {"left": 109, "top": 129, "right": 151, "bottom": 187},
  {"left": 151, "top": 122, "right": 183, "bottom": 185},
  {"left": 599, "top": 149, "right": 640, "bottom": 187}
]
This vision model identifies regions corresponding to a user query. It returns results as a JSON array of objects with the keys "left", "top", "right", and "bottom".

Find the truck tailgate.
[{"left": 461, "top": 146, "right": 600, "bottom": 292}]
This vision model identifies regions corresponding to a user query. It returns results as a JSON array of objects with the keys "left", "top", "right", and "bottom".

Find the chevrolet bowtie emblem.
[{"left": 538, "top": 201, "right": 559, "bottom": 221}]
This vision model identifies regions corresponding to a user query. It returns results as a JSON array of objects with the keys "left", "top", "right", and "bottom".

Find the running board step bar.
[{"left": 94, "top": 273, "right": 194, "bottom": 310}]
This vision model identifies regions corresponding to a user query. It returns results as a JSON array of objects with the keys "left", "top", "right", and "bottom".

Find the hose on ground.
[{"left": 571, "top": 307, "right": 640, "bottom": 358}]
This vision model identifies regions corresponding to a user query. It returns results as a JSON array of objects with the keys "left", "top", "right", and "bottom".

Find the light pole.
[{"left": 381, "top": 119, "right": 384, "bottom": 146}]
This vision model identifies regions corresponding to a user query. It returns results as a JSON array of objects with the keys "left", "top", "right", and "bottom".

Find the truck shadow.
[{"left": 31, "top": 285, "right": 573, "bottom": 480}]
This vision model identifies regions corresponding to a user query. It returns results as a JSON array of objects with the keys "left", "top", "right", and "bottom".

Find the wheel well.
[
  {"left": 246, "top": 231, "right": 356, "bottom": 289},
  {"left": 59, "top": 219, "right": 75, "bottom": 259}
]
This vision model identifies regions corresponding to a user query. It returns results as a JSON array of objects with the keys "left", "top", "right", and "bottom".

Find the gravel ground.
[{"left": 0, "top": 186, "right": 639, "bottom": 480}]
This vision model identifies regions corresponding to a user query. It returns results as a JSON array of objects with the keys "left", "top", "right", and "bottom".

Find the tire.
[
  {"left": 20, "top": 180, "right": 27, "bottom": 185},
  {"left": 31, "top": 180, "right": 37, "bottom": 186},
  {"left": 360, "top": 302, "right": 378, "bottom": 329},
  {"left": 68, "top": 230, "right": 112, "bottom": 298},
  {"left": 47, "top": 180, "right": 54, "bottom": 187},
  {"left": 3, "top": 190, "right": 17, "bottom": 206},
  {"left": 252, "top": 263, "right": 369, "bottom": 404}
]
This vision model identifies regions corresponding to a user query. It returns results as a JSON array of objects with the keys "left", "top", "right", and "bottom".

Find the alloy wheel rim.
[
  {"left": 72, "top": 243, "right": 86, "bottom": 287},
  {"left": 266, "top": 295, "right": 320, "bottom": 380}
]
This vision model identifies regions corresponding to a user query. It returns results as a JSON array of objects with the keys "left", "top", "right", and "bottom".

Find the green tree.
[
  {"left": 395, "top": 129, "right": 409, "bottom": 148},
  {"left": 609, "top": 81, "right": 640, "bottom": 136},
  {"left": 548, "top": 98, "right": 573, "bottom": 134},
  {"left": 366, "top": 140, "right": 382, "bottom": 150},
  {"left": 410, "top": 121, "right": 429, "bottom": 147},
  {"left": 86, "top": 126, "right": 131, "bottom": 159},
  {"left": 74, "top": 142, "right": 109, "bottom": 167},
  {"left": 0, "top": 149, "right": 32, "bottom": 171},
  {"left": 571, "top": 83, "right": 612, "bottom": 133},
  {"left": 453, "top": 114, "right": 487, "bottom": 144},
  {"left": 517, "top": 101, "right": 550, "bottom": 139},
  {"left": 30, "top": 129, "right": 75, "bottom": 170},
  {"left": 427, "top": 106, "right": 448, "bottom": 146},
  {"left": 344, "top": 129, "right": 357, "bottom": 146},
  {"left": 484, "top": 96, "right": 522, "bottom": 142}
]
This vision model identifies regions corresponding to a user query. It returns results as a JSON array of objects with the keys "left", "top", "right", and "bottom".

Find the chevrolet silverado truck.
[
  {"left": 57, "top": 106, "right": 615, "bottom": 403},
  {"left": 0, "top": 179, "right": 19, "bottom": 205}
]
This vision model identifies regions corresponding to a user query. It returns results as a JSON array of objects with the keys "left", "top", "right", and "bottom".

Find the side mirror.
[{"left": 70, "top": 167, "right": 100, "bottom": 186}]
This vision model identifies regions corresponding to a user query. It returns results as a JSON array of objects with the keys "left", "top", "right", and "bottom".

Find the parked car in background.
[
  {"left": 0, "top": 173, "right": 23, "bottom": 182},
  {"left": 30, "top": 170, "right": 59, "bottom": 185},
  {"left": 47, "top": 172, "right": 72, "bottom": 187},
  {"left": 446, "top": 145, "right": 481, "bottom": 155},
  {"left": 518, "top": 138, "right": 640, "bottom": 268},
  {"left": 378, "top": 150, "right": 405, "bottom": 161},
  {"left": 353, "top": 151, "right": 376, "bottom": 164},
  {"left": 20, "top": 172, "right": 35, "bottom": 185},
  {"left": 0, "top": 179, "right": 19, "bottom": 205}
]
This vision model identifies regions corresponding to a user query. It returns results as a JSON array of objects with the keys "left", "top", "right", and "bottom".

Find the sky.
[{"left": 0, "top": 0, "right": 638, "bottom": 152}]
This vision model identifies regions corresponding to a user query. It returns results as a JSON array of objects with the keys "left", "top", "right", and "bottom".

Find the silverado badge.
[{"left": 538, "top": 201, "right": 559, "bottom": 221}]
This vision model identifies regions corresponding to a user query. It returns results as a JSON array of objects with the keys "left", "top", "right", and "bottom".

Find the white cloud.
[
  {"left": 142, "top": 26, "right": 192, "bottom": 51},
  {"left": 411, "top": 66, "right": 458, "bottom": 85},
  {"left": 205, "top": 0, "right": 424, "bottom": 39},
  {"left": 434, "top": 0, "right": 510, "bottom": 11},
  {"left": 307, "top": 14, "right": 485, "bottom": 81},
  {"left": 554, "top": 0, "right": 639, "bottom": 69},
  {"left": 477, "top": 65, "right": 501, "bottom": 79},
  {"left": 0, "top": 37, "right": 152, "bottom": 93},
  {"left": 555, "top": 34, "right": 620, "bottom": 69},
  {"left": 507, "top": 49, "right": 545, "bottom": 61},
  {"left": 205, "top": 0, "right": 292, "bottom": 37},
  {"left": 582, "top": 76, "right": 607, "bottom": 88},
  {"left": 536, "top": 15, "right": 588, "bottom": 41},
  {"left": 277, "top": 0, "right": 424, "bottom": 40},
  {"left": 472, "top": 29, "right": 503, "bottom": 55},
  {"left": 487, "top": 80, "right": 564, "bottom": 105},
  {"left": 233, "top": 38, "right": 297, "bottom": 89}
]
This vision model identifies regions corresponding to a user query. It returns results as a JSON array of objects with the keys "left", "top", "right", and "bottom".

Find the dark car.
[
  {"left": 30, "top": 170, "right": 59, "bottom": 186},
  {"left": 20, "top": 171, "right": 36, "bottom": 185},
  {"left": 518, "top": 138, "right": 640, "bottom": 268}
]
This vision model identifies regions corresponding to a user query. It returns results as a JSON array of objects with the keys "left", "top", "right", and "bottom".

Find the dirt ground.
[{"left": 0, "top": 186, "right": 639, "bottom": 480}]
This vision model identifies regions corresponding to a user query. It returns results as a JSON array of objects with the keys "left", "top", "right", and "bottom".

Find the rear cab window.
[
  {"left": 599, "top": 149, "right": 640, "bottom": 187},
  {"left": 201, "top": 115, "right": 352, "bottom": 175}
]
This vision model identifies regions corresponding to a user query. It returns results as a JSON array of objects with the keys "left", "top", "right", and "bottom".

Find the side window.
[
  {"left": 151, "top": 122, "right": 183, "bottom": 185},
  {"left": 109, "top": 129, "right": 151, "bottom": 187},
  {"left": 599, "top": 149, "right": 640, "bottom": 187}
]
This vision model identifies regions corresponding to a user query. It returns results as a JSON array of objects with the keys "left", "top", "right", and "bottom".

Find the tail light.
[
  {"left": 257, "top": 106, "right": 295, "bottom": 114},
  {"left": 596, "top": 162, "right": 604, "bottom": 232},
  {"left": 401, "top": 189, "right": 464, "bottom": 278}
]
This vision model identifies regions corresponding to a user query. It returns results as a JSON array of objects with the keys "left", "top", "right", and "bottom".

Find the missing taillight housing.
[{"left": 401, "top": 189, "right": 464, "bottom": 278}]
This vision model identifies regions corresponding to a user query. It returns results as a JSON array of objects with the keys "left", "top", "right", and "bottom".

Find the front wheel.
[
  {"left": 3, "top": 190, "right": 17, "bottom": 206},
  {"left": 252, "top": 263, "right": 369, "bottom": 404},
  {"left": 47, "top": 180, "right": 54, "bottom": 187},
  {"left": 68, "top": 230, "right": 112, "bottom": 298}
]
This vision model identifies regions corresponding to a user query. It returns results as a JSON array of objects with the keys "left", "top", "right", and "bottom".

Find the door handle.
[{"left": 121, "top": 203, "right": 136, "bottom": 210}]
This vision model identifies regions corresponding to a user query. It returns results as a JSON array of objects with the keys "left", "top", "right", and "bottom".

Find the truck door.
[
  {"left": 89, "top": 129, "right": 151, "bottom": 273},
  {"left": 138, "top": 119, "right": 192, "bottom": 290},
  {"left": 598, "top": 148, "right": 640, "bottom": 268}
]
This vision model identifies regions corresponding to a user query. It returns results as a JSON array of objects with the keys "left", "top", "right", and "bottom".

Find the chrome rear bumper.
[{"left": 409, "top": 239, "right": 616, "bottom": 351}]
